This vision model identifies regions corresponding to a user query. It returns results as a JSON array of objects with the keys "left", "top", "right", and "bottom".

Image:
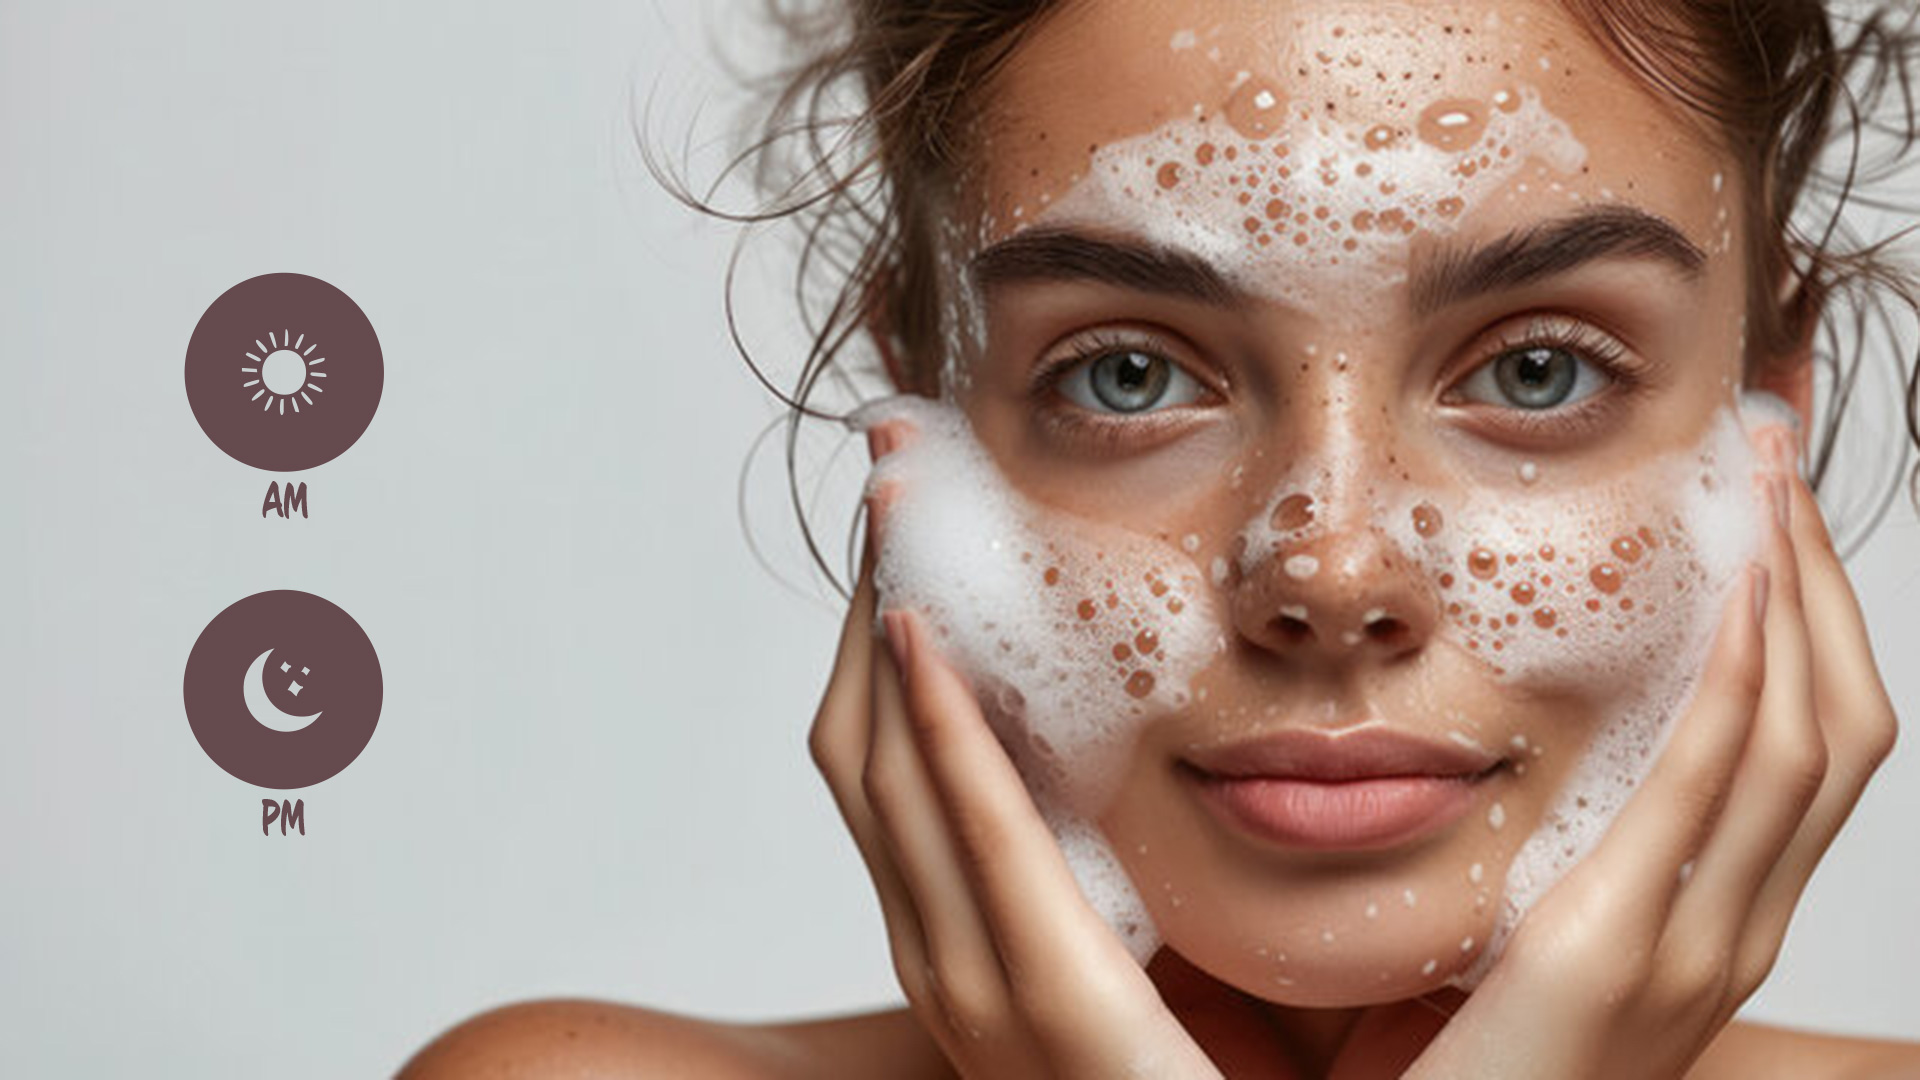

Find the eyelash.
[{"left": 1028, "top": 316, "right": 1652, "bottom": 449}]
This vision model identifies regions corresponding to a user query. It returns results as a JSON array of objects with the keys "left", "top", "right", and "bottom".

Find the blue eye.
[
  {"left": 1456, "top": 344, "right": 1610, "bottom": 410},
  {"left": 1058, "top": 349, "right": 1204, "bottom": 414}
]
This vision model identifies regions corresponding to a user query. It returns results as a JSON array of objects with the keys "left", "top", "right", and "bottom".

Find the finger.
[
  {"left": 812, "top": 565, "right": 880, "bottom": 784},
  {"left": 865, "top": 613, "right": 1011, "bottom": 1038},
  {"left": 851, "top": 430, "right": 967, "bottom": 985},
  {"left": 1669, "top": 447, "right": 1820, "bottom": 936},
  {"left": 860, "top": 419, "right": 916, "bottom": 564},
  {"left": 817, "top": 415, "right": 913, "bottom": 784},
  {"left": 1562, "top": 558, "right": 1768, "bottom": 940},
  {"left": 884, "top": 609, "right": 1149, "bottom": 1009},
  {"left": 1736, "top": 460, "right": 1900, "bottom": 986},
  {"left": 1781, "top": 456, "right": 1899, "bottom": 781},
  {"left": 807, "top": 568, "right": 933, "bottom": 996},
  {"left": 815, "top": 421, "right": 931, "bottom": 1000}
]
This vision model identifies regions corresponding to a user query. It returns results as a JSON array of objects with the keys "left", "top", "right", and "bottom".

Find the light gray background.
[{"left": 2, "top": 2, "right": 1915, "bottom": 1076}]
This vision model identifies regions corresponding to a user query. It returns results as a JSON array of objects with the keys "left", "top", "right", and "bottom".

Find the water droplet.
[
  {"left": 1224, "top": 78, "right": 1286, "bottom": 139},
  {"left": 1468, "top": 548, "right": 1499, "bottom": 580},
  {"left": 1412, "top": 502, "right": 1445, "bottom": 537},
  {"left": 1125, "top": 670, "right": 1157, "bottom": 699},
  {"left": 1590, "top": 563, "right": 1623, "bottom": 594},
  {"left": 1273, "top": 493, "right": 1316, "bottom": 530},
  {"left": 1417, "top": 98, "right": 1488, "bottom": 152}
]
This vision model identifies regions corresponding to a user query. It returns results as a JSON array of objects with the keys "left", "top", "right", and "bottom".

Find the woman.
[{"left": 402, "top": 0, "right": 1920, "bottom": 1075}]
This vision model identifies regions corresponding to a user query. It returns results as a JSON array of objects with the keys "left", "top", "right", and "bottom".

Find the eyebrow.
[
  {"left": 967, "top": 203, "right": 1707, "bottom": 313},
  {"left": 1411, "top": 204, "right": 1708, "bottom": 314},
  {"left": 969, "top": 227, "right": 1240, "bottom": 306}
]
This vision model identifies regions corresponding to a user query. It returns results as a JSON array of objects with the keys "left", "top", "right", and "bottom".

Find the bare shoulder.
[
  {"left": 396, "top": 999, "right": 955, "bottom": 1080},
  {"left": 1690, "top": 1018, "right": 1920, "bottom": 1080}
]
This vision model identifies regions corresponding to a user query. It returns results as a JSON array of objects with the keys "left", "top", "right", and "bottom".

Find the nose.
[{"left": 1229, "top": 499, "right": 1438, "bottom": 665}]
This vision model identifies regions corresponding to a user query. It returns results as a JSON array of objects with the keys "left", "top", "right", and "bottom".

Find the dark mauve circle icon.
[
  {"left": 184, "top": 590, "right": 382, "bottom": 789},
  {"left": 185, "top": 273, "right": 382, "bottom": 472}
]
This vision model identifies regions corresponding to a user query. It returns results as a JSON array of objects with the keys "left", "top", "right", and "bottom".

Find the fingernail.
[
  {"left": 1751, "top": 564, "right": 1770, "bottom": 627},
  {"left": 1778, "top": 426, "right": 1805, "bottom": 472},
  {"left": 1774, "top": 431, "right": 1798, "bottom": 530},
  {"left": 866, "top": 422, "right": 899, "bottom": 462},
  {"left": 881, "top": 610, "right": 913, "bottom": 674},
  {"left": 863, "top": 490, "right": 886, "bottom": 555}
]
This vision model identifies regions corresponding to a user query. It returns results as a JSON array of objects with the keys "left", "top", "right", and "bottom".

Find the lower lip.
[{"left": 1187, "top": 767, "right": 1489, "bottom": 851}]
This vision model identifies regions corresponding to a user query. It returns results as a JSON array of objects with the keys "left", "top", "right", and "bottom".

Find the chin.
[{"left": 1157, "top": 896, "right": 1500, "bottom": 1007}]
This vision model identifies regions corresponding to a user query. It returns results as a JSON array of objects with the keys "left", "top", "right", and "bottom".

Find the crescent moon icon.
[{"left": 243, "top": 648, "right": 323, "bottom": 732}]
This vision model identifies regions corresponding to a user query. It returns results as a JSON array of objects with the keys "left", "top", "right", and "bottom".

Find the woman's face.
[{"left": 875, "top": 0, "right": 1786, "bottom": 1006}]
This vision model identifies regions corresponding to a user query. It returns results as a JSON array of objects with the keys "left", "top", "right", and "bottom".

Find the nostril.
[
  {"left": 1364, "top": 615, "right": 1409, "bottom": 646},
  {"left": 1274, "top": 613, "right": 1315, "bottom": 644}
]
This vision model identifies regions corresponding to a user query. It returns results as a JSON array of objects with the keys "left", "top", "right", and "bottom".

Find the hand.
[
  {"left": 805, "top": 420, "right": 1227, "bottom": 1080},
  {"left": 1400, "top": 428, "right": 1900, "bottom": 1079}
]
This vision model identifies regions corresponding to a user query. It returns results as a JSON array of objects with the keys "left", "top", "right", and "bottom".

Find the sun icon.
[{"left": 240, "top": 330, "right": 328, "bottom": 414}]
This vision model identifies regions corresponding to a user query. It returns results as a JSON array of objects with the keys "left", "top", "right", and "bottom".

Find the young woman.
[{"left": 402, "top": 0, "right": 1920, "bottom": 1075}]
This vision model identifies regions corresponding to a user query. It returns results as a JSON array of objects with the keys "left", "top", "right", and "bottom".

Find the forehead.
[{"left": 963, "top": 0, "right": 1732, "bottom": 294}]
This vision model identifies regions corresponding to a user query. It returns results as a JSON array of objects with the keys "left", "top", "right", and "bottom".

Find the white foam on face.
[
  {"left": 851, "top": 395, "right": 1223, "bottom": 964},
  {"left": 1358, "top": 398, "right": 1774, "bottom": 987},
  {"left": 1032, "top": 82, "right": 1586, "bottom": 323},
  {"left": 1470, "top": 397, "right": 1781, "bottom": 982},
  {"left": 850, "top": 390, "right": 1776, "bottom": 979}
]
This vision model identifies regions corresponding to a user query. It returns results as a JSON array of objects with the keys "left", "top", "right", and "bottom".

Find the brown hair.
[{"left": 648, "top": 0, "right": 1920, "bottom": 594}]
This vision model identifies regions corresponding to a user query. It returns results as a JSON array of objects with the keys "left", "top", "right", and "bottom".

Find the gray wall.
[{"left": 2, "top": 2, "right": 1915, "bottom": 1076}]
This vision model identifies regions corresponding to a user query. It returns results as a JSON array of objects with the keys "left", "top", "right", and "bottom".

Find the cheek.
[
  {"left": 861, "top": 394, "right": 1239, "bottom": 966},
  {"left": 1396, "top": 487, "right": 1717, "bottom": 684},
  {"left": 865, "top": 398, "right": 1222, "bottom": 806},
  {"left": 1395, "top": 405, "right": 1768, "bottom": 985}
]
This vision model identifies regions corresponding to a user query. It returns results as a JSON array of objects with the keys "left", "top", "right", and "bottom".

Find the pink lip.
[{"left": 1182, "top": 727, "right": 1503, "bottom": 851}]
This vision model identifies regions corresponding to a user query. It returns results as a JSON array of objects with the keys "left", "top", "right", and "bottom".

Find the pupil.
[
  {"left": 1496, "top": 346, "right": 1576, "bottom": 408},
  {"left": 1090, "top": 350, "right": 1170, "bottom": 412}
]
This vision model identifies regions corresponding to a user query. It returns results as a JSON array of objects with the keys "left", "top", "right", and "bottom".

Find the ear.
[
  {"left": 861, "top": 271, "right": 914, "bottom": 393},
  {"left": 1749, "top": 272, "right": 1820, "bottom": 449}
]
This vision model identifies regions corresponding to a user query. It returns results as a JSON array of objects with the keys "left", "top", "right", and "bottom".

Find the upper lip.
[{"left": 1183, "top": 725, "right": 1502, "bottom": 782}]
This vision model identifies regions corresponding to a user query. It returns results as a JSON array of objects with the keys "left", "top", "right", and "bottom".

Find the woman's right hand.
[{"left": 803, "top": 419, "right": 1236, "bottom": 1080}]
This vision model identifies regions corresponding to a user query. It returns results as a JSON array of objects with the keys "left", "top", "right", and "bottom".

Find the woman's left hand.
[{"left": 1401, "top": 428, "right": 1900, "bottom": 1079}]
